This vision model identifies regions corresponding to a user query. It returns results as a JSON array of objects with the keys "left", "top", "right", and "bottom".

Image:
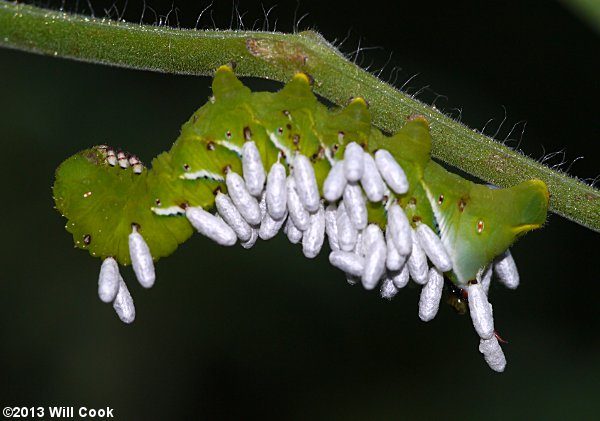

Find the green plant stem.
[{"left": 1, "top": 1, "right": 599, "bottom": 232}]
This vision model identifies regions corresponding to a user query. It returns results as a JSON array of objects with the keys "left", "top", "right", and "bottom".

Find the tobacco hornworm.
[{"left": 53, "top": 65, "right": 549, "bottom": 371}]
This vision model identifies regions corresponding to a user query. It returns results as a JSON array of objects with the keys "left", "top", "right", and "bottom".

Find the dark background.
[{"left": 1, "top": 0, "right": 599, "bottom": 419}]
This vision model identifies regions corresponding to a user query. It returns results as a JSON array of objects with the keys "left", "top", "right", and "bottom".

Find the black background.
[{"left": 1, "top": 0, "right": 599, "bottom": 419}]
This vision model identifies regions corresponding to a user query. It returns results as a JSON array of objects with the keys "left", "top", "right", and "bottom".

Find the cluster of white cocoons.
[
  {"left": 96, "top": 141, "right": 521, "bottom": 372},
  {"left": 466, "top": 250, "right": 521, "bottom": 372},
  {"left": 96, "top": 225, "right": 156, "bottom": 323},
  {"left": 179, "top": 140, "right": 462, "bottom": 327},
  {"left": 184, "top": 142, "right": 329, "bottom": 260}
]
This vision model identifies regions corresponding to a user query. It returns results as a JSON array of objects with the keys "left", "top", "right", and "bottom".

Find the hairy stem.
[{"left": 1, "top": 1, "right": 599, "bottom": 232}]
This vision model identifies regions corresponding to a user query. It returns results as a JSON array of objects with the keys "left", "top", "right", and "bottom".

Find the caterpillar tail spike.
[{"left": 53, "top": 64, "right": 549, "bottom": 372}]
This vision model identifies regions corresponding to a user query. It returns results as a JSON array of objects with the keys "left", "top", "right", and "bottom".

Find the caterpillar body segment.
[{"left": 53, "top": 65, "right": 549, "bottom": 371}]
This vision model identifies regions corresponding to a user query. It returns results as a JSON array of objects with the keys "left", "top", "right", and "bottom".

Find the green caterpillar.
[{"left": 53, "top": 65, "right": 548, "bottom": 372}]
